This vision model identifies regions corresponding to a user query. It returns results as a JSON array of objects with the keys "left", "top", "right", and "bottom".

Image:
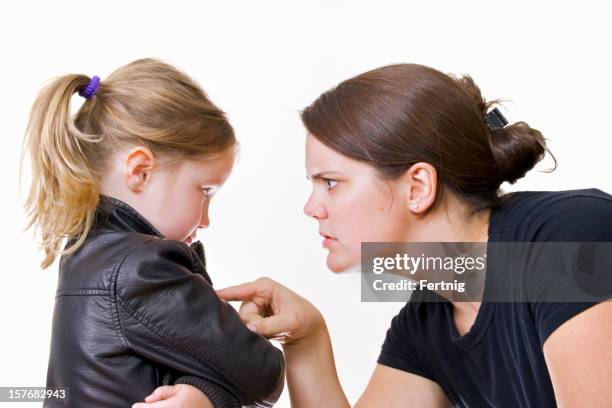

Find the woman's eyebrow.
[{"left": 307, "top": 171, "right": 341, "bottom": 180}]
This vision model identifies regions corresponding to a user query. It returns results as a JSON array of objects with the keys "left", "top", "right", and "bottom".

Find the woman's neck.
[
  {"left": 410, "top": 199, "right": 491, "bottom": 329},
  {"left": 409, "top": 197, "right": 491, "bottom": 243}
]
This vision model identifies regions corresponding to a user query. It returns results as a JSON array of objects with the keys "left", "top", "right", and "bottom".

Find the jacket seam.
[
  {"left": 56, "top": 289, "right": 110, "bottom": 297},
  {"left": 110, "top": 239, "right": 159, "bottom": 350}
]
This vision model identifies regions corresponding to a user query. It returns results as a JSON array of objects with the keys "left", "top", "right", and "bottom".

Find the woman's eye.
[
  {"left": 202, "top": 187, "right": 213, "bottom": 197},
  {"left": 324, "top": 179, "right": 338, "bottom": 190}
]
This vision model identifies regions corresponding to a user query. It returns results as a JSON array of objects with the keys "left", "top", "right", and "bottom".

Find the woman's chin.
[{"left": 326, "top": 254, "right": 356, "bottom": 273}]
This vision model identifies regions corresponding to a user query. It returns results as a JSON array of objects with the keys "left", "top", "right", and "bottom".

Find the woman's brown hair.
[
  {"left": 21, "top": 58, "right": 236, "bottom": 268},
  {"left": 301, "top": 63, "right": 556, "bottom": 215}
]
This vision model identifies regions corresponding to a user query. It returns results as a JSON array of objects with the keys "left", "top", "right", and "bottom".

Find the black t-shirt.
[{"left": 377, "top": 188, "right": 612, "bottom": 407}]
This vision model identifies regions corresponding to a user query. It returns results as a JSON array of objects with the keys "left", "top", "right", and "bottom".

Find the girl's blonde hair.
[{"left": 21, "top": 58, "right": 236, "bottom": 269}]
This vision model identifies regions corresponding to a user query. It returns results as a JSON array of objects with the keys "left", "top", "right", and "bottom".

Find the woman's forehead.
[
  {"left": 306, "top": 134, "right": 344, "bottom": 168},
  {"left": 305, "top": 134, "right": 370, "bottom": 176}
]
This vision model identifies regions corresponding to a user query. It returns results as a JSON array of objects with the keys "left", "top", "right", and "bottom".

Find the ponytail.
[{"left": 22, "top": 74, "right": 104, "bottom": 269}]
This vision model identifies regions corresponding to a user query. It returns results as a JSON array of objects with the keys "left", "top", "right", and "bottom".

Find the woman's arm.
[
  {"left": 218, "top": 277, "right": 452, "bottom": 408},
  {"left": 283, "top": 321, "right": 350, "bottom": 408},
  {"left": 543, "top": 301, "right": 612, "bottom": 407},
  {"left": 356, "top": 365, "right": 452, "bottom": 408},
  {"left": 282, "top": 322, "right": 452, "bottom": 408},
  {"left": 218, "top": 277, "right": 350, "bottom": 407}
]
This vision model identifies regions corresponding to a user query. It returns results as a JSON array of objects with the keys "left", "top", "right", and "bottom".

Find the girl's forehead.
[{"left": 187, "top": 151, "right": 235, "bottom": 183}]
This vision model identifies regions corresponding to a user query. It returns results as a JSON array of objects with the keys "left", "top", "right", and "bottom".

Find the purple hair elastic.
[{"left": 78, "top": 75, "right": 101, "bottom": 99}]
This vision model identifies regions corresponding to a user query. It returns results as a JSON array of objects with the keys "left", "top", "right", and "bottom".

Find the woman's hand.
[
  {"left": 132, "top": 384, "right": 213, "bottom": 408},
  {"left": 218, "top": 277, "right": 351, "bottom": 408},
  {"left": 216, "top": 277, "right": 324, "bottom": 344}
]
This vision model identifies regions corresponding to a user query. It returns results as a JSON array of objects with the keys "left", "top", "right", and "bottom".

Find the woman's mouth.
[{"left": 320, "top": 232, "right": 338, "bottom": 248}]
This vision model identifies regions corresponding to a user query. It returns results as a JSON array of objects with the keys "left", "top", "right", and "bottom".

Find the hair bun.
[{"left": 488, "top": 121, "right": 554, "bottom": 184}]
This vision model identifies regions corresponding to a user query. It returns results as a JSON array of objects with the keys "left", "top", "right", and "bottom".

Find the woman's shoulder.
[
  {"left": 496, "top": 188, "right": 612, "bottom": 220},
  {"left": 491, "top": 188, "right": 612, "bottom": 241}
]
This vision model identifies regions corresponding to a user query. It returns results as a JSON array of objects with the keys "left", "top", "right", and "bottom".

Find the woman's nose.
[{"left": 303, "top": 193, "right": 328, "bottom": 219}]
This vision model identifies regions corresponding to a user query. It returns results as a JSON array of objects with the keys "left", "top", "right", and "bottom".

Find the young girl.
[{"left": 22, "top": 58, "right": 284, "bottom": 407}]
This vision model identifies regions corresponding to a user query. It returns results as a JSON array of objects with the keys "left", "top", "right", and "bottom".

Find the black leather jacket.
[{"left": 45, "top": 195, "right": 284, "bottom": 407}]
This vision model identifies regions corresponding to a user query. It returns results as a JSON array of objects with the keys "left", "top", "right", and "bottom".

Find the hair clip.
[
  {"left": 78, "top": 75, "right": 101, "bottom": 100},
  {"left": 485, "top": 107, "right": 508, "bottom": 130}
]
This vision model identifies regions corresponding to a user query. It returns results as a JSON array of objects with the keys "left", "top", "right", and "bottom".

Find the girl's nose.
[
  {"left": 199, "top": 215, "right": 210, "bottom": 229},
  {"left": 303, "top": 193, "right": 328, "bottom": 219},
  {"left": 199, "top": 202, "right": 210, "bottom": 229}
]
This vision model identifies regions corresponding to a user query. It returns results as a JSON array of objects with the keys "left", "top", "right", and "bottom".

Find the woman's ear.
[
  {"left": 403, "top": 162, "right": 437, "bottom": 214},
  {"left": 123, "top": 146, "right": 156, "bottom": 193}
]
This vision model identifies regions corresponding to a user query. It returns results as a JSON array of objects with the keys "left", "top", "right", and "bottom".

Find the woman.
[{"left": 146, "top": 64, "right": 612, "bottom": 407}]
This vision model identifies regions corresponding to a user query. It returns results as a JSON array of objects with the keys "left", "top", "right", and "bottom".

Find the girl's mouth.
[{"left": 184, "top": 232, "right": 197, "bottom": 245}]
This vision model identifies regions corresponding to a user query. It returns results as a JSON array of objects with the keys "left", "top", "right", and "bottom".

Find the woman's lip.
[{"left": 322, "top": 236, "right": 337, "bottom": 248}]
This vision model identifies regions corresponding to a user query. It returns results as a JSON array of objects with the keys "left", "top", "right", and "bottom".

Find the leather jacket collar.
[
  {"left": 93, "top": 194, "right": 212, "bottom": 285},
  {"left": 94, "top": 194, "right": 165, "bottom": 238}
]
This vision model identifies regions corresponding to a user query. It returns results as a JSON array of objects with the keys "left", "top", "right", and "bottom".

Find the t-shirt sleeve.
[
  {"left": 527, "top": 191, "right": 612, "bottom": 347},
  {"left": 533, "top": 302, "right": 602, "bottom": 348},
  {"left": 377, "top": 302, "right": 436, "bottom": 382}
]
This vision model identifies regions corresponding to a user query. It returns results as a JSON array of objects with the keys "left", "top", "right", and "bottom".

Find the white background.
[{"left": 1, "top": 1, "right": 611, "bottom": 407}]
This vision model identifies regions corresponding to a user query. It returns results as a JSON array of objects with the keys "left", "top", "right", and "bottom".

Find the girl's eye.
[
  {"left": 324, "top": 178, "right": 338, "bottom": 190},
  {"left": 202, "top": 187, "right": 214, "bottom": 197}
]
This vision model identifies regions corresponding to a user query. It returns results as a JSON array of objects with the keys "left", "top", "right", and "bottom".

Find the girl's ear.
[
  {"left": 123, "top": 146, "right": 156, "bottom": 192},
  {"left": 402, "top": 162, "right": 437, "bottom": 214}
]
